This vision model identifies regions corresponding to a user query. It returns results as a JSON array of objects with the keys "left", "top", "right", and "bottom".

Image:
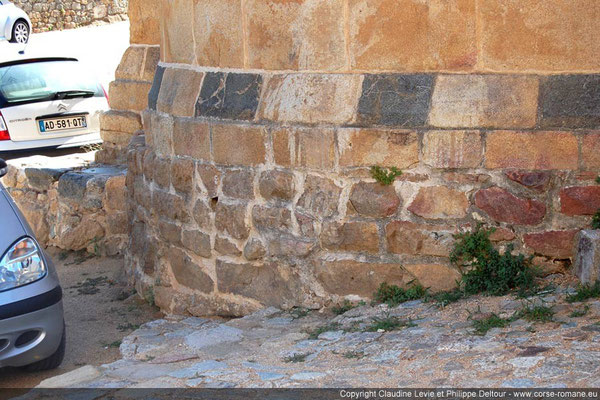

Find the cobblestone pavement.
[{"left": 37, "top": 279, "right": 600, "bottom": 389}]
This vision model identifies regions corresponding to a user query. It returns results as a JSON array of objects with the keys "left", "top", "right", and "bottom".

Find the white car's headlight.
[{"left": 0, "top": 237, "right": 46, "bottom": 292}]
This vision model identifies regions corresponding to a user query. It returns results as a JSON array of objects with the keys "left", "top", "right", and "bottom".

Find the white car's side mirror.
[{"left": 0, "top": 158, "right": 7, "bottom": 178}]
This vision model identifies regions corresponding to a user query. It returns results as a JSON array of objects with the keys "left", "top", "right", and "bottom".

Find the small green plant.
[
  {"left": 471, "top": 313, "right": 512, "bottom": 336},
  {"left": 290, "top": 307, "right": 310, "bottom": 319},
  {"left": 596, "top": 176, "right": 600, "bottom": 184},
  {"left": 307, "top": 323, "right": 341, "bottom": 340},
  {"left": 365, "top": 316, "right": 416, "bottom": 332},
  {"left": 103, "top": 340, "right": 122, "bottom": 348},
  {"left": 332, "top": 300, "right": 357, "bottom": 315},
  {"left": 518, "top": 304, "right": 554, "bottom": 323},
  {"left": 370, "top": 166, "right": 402, "bottom": 186},
  {"left": 427, "top": 288, "right": 465, "bottom": 307},
  {"left": 117, "top": 323, "right": 141, "bottom": 332},
  {"left": 145, "top": 287, "right": 156, "bottom": 307},
  {"left": 570, "top": 305, "right": 590, "bottom": 318},
  {"left": 451, "top": 225, "right": 537, "bottom": 296},
  {"left": 374, "top": 282, "right": 427, "bottom": 307},
  {"left": 342, "top": 350, "right": 365, "bottom": 359},
  {"left": 566, "top": 282, "right": 600, "bottom": 303},
  {"left": 592, "top": 209, "right": 600, "bottom": 230},
  {"left": 284, "top": 353, "right": 311, "bottom": 363}
]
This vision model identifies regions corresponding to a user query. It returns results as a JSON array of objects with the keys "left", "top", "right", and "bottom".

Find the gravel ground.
[{"left": 0, "top": 247, "right": 162, "bottom": 389}]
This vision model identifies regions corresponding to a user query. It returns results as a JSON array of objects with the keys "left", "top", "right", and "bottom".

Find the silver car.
[
  {"left": 0, "top": 0, "right": 31, "bottom": 44},
  {"left": 0, "top": 158, "right": 65, "bottom": 371}
]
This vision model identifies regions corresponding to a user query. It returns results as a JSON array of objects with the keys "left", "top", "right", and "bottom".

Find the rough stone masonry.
[{"left": 103, "top": 0, "right": 600, "bottom": 317}]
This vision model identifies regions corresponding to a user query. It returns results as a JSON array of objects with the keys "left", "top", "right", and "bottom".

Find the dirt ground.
[{"left": 0, "top": 247, "right": 162, "bottom": 388}]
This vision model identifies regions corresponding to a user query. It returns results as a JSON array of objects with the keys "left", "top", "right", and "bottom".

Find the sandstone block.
[
  {"left": 259, "top": 74, "right": 362, "bottom": 125},
  {"left": 152, "top": 190, "right": 190, "bottom": 223},
  {"left": 489, "top": 227, "right": 516, "bottom": 242},
  {"left": 321, "top": 221, "right": 380, "bottom": 254},
  {"left": 192, "top": 199, "right": 213, "bottom": 230},
  {"left": 272, "top": 129, "right": 291, "bottom": 167},
  {"left": 129, "top": 0, "right": 160, "bottom": 44},
  {"left": 214, "top": 236, "right": 241, "bottom": 257},
  {"left": 172, "top": 119, "right": 210, "bottom": 160},
  {"left": 157, "top": 68, "right": 204, "bottom": 118},
  {"left": 408, "top": 186, "right": 468, "bottom": 219},
  {"left": 386, "top": 221, "right": 454, "bottom": 257},
  {"left": 103, "top": 175, "right": 127, "bottom": 212},
  {"left": 297, "top": 175, "right": 342, "bottom": 218},
  {"left": 474, "top": 187, "right": 546, "bottom": 225},
  {"left": 348, "top": 0, "right": 476, "bottom": 71},
  {"left": 338, "top": 129, "right": 418, "bottom": 169},
  {"left": 422, "top": 130, "right": 483, "bottom": 169},
  {"left": 243, "top": 238, "right": 267, "bottom": 261},
  {"left": 168, "top": 247, "right": 214, "bottom": 293},
  {"left": 115, "top": 46, "right": 145, "bottom": 81},
  {"left": 106, "top": 212, "right": 128, "bottom": 236},
  {"left": 404, "top": 264, "right": 461, "bottom": 293},
  {"left": 252, "top": 205, "right": 292, "bottom": 233},
  {"left": 152, "top": 157, "right": 171, "bottom": 189},
  {"left": 259, "top": 170, "right": 294, "bottom": 202},
  {"left": 222, "top": 170, "right": 255, "bottom": 200},
  {"left": 485, "top": 131, "right": 578, "bottom": 171},
  {"left": 161, "top": 0, "right": 195, "bottom": 64},
  {"left": 429, "top": 75, "right": 538, "bottom": 129},
  {"left": 560, "top": 187, "right": 600, "bottom": 216},
  {"left": 348, "top": 182, "right": 401, "bottom": 218},
  {"left": 197, "top": 164, "right": 221, "bottom": 198},
  {"left": 158, "top": 219, "right": 182, "bottom": 245},
  {"left": 150, "top": 114, "right": 173, "bottom": 158},
  {"left": 267, "top": 235, "right": 317, "bottom": 258},
  {"left": 582, "top": 134, "right": 600, "bottom": 170},
  {"left": 574, "top": 230, "right": 600, "bottom": 284},
  {"left": 215, "top": 202, "right": 250, "bottom": 240},
  {"left": 100, "top": 110, "right": 142, "bottom": 135},
  {"left": 246, "top": 0, "right": 346, "bottom": 70},
  {"left": 182, "top": 230, "right": 212, "bottom": 258},
  {"left": 505, "top": 170, "right": 551, "bottom": 192},
  {"left": 523, "top": 230, "right": 578, "bottom": 259},
  {"left": 193, "top": 0, "right": 243, "bottom": 67},
  {"left": 196, "top": 73, "right": 262, "bottom": 120},
  {"left": 142, "top": 47, "right": 161, "bottom": 82},
  {"left": 213, "top": 125, "right": 266, "bottom": 166},
  {"left": 170, "top": 158, "right": 195, "bottom": 195},
  {"left": 538, "top": 76, "right": 600, "bottom": 128},
  {"left": 109, "top": 81, "right": 152, "bottom": 112},
  {"left": 100, "top": 131, "right": 133, "bottom": 147}
]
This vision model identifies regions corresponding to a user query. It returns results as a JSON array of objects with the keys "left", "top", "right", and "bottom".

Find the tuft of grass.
[
  {"left": 374, "top": 282, "right": 427, "bottom": 307},
  {"left": 471, "top": 313, "right": 512, "bottom": 336},
  {"left": 284, "top": 353, "right": 311, "bottom": 363},
  {"left": 117, "top": 323, "right": 141, "bottom": 332},
  {"left": 570, "top": 305, "right": 590, "bottom": 318},
  {"left": 332, "top": 300, "right": 357, "bottom": 315},
  {"left": 451, "top": 224, "right": 537, "bottom": 297},
  {"left": 370, "top": 166, "right": 402, "bottom": 186},
  {"left": 342, "top": 351, "right": 364, "bottom": 359},
  {"left": 365, "top": 316, "right": 416, "bottom": 332},
  {"left": 518, "top": 304, "right": 554, "bottom": 323},
  {"left": 103, "top": 340, "right": 122, "bottom": 348},
  {"left": 593, "top": 209, "right": 600, "bottom": 230},
  {"left": 427, "top": 288, "right": 465, "bottom": 307},
  {"left": 596, "top": 176, "right": 600, "bottom": 184},
  {"left": 566, "top": 282, "right": 600, "bottom": 303},
  {"left": 290, "top": 307, "right": 310, "bottom": 319},
  {"left": 307, "top": 323, "right": 341, "bottom": 340}
]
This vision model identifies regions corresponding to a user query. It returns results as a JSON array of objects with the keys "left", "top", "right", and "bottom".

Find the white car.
[
  {"left": 0, "top": 56, "right": 109, "bottom": 152},
  {"left": 0, "top": 0, "right": 31, "bottom": 44}
]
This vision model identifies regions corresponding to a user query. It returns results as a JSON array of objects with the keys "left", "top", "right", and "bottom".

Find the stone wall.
[
  {"left": 121, "top": 0, "right": 600, "bottom": 317},
  {"left": 11, "top": 0, "right": 128, "bottom": 32}
]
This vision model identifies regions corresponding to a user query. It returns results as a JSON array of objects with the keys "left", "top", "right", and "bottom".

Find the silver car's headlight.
[{"left": 0, "top": 237, "right": 46, "bottom": 292}]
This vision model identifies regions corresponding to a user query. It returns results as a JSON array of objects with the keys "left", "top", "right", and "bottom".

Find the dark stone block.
[
  {"left": 24, "top": 168, "right": 67, "bottom": 191},
  {"left": 58, "top": 172, "right": 93, "bottom": 199},
  {"left": 356, "top": 74, "right": 434, "bottom": 127},
  {"left": 196, "top": 72, "right": 262, "bottom": 120},
  {"left": 538, "top": 75, "right": 600, "bottom": 128},
  {"left": 147, "top": 65, "right": 165, "bottom": 111}
]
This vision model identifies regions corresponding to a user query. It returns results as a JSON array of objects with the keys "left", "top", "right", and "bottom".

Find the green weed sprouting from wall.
[{"left": 370, "top": 166, "right": 402, "bottom": 186}]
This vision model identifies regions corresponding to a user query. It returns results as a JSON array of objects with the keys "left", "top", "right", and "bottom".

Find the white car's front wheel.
[{"left": 10, "top": 20, "right": 29, "bottom": 44}]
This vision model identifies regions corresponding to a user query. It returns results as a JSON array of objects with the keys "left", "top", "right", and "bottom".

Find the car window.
[{"left": 0, "top": 60, "right": 102, "bottom": 107}]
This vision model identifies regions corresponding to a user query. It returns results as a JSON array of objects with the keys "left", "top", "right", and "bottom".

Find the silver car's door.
[{"left": 0, "top": 1, "right": 7, "bottom": 40}]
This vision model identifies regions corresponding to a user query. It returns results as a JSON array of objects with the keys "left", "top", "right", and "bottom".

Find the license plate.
[{"left": 38, "top": 115, "right": 87, "bottom": 133}]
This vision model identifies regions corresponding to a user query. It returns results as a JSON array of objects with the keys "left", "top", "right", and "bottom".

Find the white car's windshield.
[{"left": 0, "top": 60, "right": 101, "bottom": 106}]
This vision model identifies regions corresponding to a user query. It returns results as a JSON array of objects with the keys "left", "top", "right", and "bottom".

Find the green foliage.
[
  {"left": 450, "top": 225, "right": 537, "bottom": 296},
  {"left": 518, "top": 304, "right": 554, "bottom": 322},
  {"left": 307, "top": 323, "right": 341, "bottom": 340},
  {"left": 284, "top": 353, "right": 311, "bottom": 363},
  {"left": 569, "top": 305, "right": 590, "bottom": 318},
  {"left": 428, "top": 288, "right": 465, "bottom": 307},
  {"left": 290, "top": 307, "right": 310, "bottom": 319},
  {"left": 370, "top": 166, "right": 402, "bottom": 186},
  {"left": 332, "top": 300, "right": 357, "bottom": 315},
  {"left": 365, "top": 316, "right": 416, "bottom": 332},
  {"left": 374, "top": 282, "right": 427, "bottom": 307},
  {"left": 592, "top": 209, "right": 600, "bottom": 230},
  {"left": 596, "top": 176, "right": 600, "bottom": 184},
  {"left": 342, "top": 351, "right": 365, "bottom": 359},
  {"left": 566, "top": 282, "right": 600, "bottom": 303},
  {"left": 471, "top": 313, "right": 512, "bottom": 336}
]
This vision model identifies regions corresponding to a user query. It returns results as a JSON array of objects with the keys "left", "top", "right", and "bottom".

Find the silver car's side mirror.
[{"left": 0, "top": 159, "right": 7, "bottom": 178}]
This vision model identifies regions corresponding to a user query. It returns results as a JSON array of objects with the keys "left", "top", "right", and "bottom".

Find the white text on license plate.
[{"left": 39, "top": 116, "right": 87, "bottom": 133}]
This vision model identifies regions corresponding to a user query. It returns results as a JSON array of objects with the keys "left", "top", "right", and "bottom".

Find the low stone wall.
[
  {"left": 1, "top": 154, "right": 128, "bottom": 256},
  {"left": 12, "top": 0, "right": 128, "bottom": 32}
]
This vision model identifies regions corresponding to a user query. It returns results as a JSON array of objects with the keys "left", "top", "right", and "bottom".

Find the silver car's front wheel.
[{"left": 11, "top": 21, "right": 29, "bottom": 44}]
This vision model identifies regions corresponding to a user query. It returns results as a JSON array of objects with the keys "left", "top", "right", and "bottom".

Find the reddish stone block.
[
  {"left": 505, "top": 170, "right": 551, "bottom": 192},
  {"left": 408, "top": 186, "right": 468, "bottom": 219},
  {"left": 348, "top": 182, "right": 401, "bottom": 218},
  {"left": 560, "top": 187, "right": 600, "bottom": 216},
  {"left": 474, "top": 187, "right": 546, "bottom": 225},
  {"left": 523, "top": 230, "right": 578, "bottom": 259}
]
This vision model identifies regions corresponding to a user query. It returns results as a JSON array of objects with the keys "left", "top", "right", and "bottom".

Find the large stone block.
[
  {"left": 429, "top": 75, "right": 539, "bottom": 128},
  {"left": 292, "top": 127, "right": 335, "bottom": 170},
  {"left": 115, "top": 46, "right": 146, "bottom": 81},
  {"left": 574, "top": 230, "right": 600, "bottom": 284},
  {"left": 157, "top": 68, "right": 204, "bottom": 118},
  {"left": 321, "top": 221, "right": 380, "bottom": 254},
  {"left": 252, "top": 205, "right": 293, "bottom": 233},
  {"left": 356, "top": 74, "right": 434, "bottom": 127},
  {"left": 523, "top": 230, "right": 578, "bottom": 259},
  {"left": 560, "top": 187, "right": 600, "bottom": 216},
  {"left": 479, "top": 0, "right": 600, "bottom": 71},
  {"left": 170, "top": 158, "right": 195, "bottom": 195},
  {"left": 338, "top": 129, "right": 419, "bottom": 169},
  {"left": 422, "top": 130, "right": 483, "bottom": 169},
  {"left": 213, "top": 125, "right": 266, "bottom": 166},
  {"left": 297, "top": 175, "right": 342, "bottom": 218},
  {"left": 129, "top": 0, "right": 161, "bottom": 44},
  {"left": 215, "top": 202, "right": 250, "bottom": 239},
  {"left": 485, "top": 131, "right": 578, "bottom": 170},
  {"left": 258, "top": 74, "right": 362, "bottom": 125},
  {"left": 474, "top": 187, "right": 546, "bottom": 225},
  {"left": 348, "top": 0, "right": 476, "bottom": 71},
  {"left": 505, "top": 170, "right": 551, "bottom": 192},
  {"left": 109, "top": 81, "right": 153, "bottom": 112},
  {"left": 538, "top": 76, "right": 600, "bottom": 129},
  {"left": 315, "top": 259, "right": 408, "bottom": 297},
  {"left": 193, "top": 0, "right": 243, "bottom": 67},
  {"left": 100, "top": 110, "right": 142, "bottom": 135},
  {"left": 142, "top": 47, "right": 161, "bottom": 83},
  {"left": 196, "top": 73, "right": 262, "bottom": 120},
  {"left": 161, "top": 0, "right": 195, "bottom": 64},
  {"left": 259, "top": 170, "right": 295, "bottom": 202},
  {"left": 386, "top": 221, "right": 454, "bottom": 257},
  {"left": 197, "top": 164, "right": 221, "bottom": 198},
  {"left": 152, "top": 190, "right": 190, "bottom": 223},
  {"left": 168, "top": 247, "right": 214, "bottom": 292},
  {"left": 272, "top": 129, "right": 291, "bottom": 167},
  {"left": 245, "top": 0, "right": 346, "bottom": 70},
  {"left": 172, "top": 119, "right": 211, "bottom": 160},
  {"left": 583, "top": 134, "right": 600, "bottom": 170},
  {"left": 222, "top": 170, "right": 255, "bottom": 200},
  {"left": 408, "top": 186, "right": 468, "bottom": 219},
  {"left": 404, "top": 264, "right": 461, "bottom": 293},
  {"left": 182, "top": 230, "right": 212, "bottom": 258},
  {"left": 348, "top": 182, "right": 401, "bottom": 218}
]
